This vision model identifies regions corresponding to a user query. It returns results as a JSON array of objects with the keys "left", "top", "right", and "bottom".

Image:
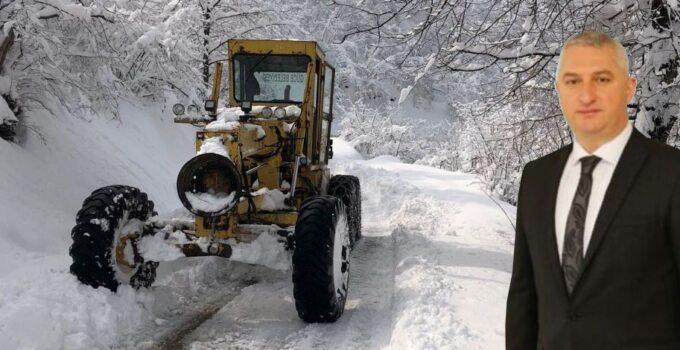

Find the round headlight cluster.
[
  {"left": 261, "top": 107, "right": 273, "bottom": 118},
  {"left": 274, "top": 107, "right": 286, "bottom": 119},
  {"left": 187, "top": 104, "right": 200, "bottom": 114},
  {"left": 172, "top": 103, "right": 185, "bottom": 116}
]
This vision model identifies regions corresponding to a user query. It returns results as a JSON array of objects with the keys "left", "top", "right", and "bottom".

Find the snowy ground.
[{"left": 0, "top": 108, "right": 517, "bottom": 349}]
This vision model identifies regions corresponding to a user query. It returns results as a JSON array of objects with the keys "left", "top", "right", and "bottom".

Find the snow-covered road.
[{"left": 0, "top": 138, "right": 516, "bottom": 349}]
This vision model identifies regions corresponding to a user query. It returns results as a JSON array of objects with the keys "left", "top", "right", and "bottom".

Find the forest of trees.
[
  {"left": 333, "top": 0, "right": 680, "bottom": 203},
  {"left": 1, "top": 0, "right": 679, "bottom": 204}
]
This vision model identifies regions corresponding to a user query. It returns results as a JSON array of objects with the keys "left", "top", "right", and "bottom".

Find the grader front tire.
[
  {"left": 69, "top": 185, "right": 158, "bottom": 292},
  {"left": 292, "top": 195, "right": 351, "bottom": 323}
]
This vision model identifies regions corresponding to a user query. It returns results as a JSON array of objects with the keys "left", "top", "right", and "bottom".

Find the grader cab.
[{"left": 68, "top": 39, "right": 362, "bottom": 323}]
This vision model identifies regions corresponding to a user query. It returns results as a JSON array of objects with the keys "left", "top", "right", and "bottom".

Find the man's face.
[{"left": 555, "top": 45, "right": 636, "bottom": 143}]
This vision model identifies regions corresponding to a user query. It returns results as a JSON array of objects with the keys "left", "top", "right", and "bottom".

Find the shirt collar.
[{"left": 568, "top": 121, "right": 633, "bottom": 167}]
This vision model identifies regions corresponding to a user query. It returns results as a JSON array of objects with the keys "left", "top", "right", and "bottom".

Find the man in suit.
[{"left": 506, "top": 31, "right": 680, "bottom": 350}]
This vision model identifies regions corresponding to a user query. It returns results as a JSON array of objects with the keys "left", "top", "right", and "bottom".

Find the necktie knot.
[{"left": 580, "top": 155, "right": 601, "bottom": 176}]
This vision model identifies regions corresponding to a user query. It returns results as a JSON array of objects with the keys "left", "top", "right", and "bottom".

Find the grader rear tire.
[
  {"left": 328, "top": 175, "right": 362, "bottom": 244},
  {"left": 69, "top": 185, "right": 158, "bottom": 292},
  {"left": 292, "top": 195, "right": 351, "bottom": 323}
]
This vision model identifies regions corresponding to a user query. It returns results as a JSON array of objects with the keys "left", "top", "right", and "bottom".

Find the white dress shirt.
[{"left": 555, "top": 122, "right": 633, "bottom": 262}]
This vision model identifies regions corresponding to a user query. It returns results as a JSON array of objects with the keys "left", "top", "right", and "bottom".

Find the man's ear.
[{"left": 627, "top": 76, "right": 637, "bottom": 102}]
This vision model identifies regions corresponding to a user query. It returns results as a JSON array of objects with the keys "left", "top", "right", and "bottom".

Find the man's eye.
[
  {"left": 597, "top": 77, "right": 611, "bottom": 83},
  {"left": 565, "top": 80, "right": 577, "bottom": 85}
]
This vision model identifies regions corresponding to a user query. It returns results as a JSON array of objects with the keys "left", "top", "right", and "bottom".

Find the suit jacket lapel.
[{"left": 574, "top": 128, "right": 649, "bottom": 293}]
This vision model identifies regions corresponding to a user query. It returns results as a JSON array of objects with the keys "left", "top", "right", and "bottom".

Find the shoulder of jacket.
[
  {"left": 646, "top": 136, "right": 680, "bottom": 158},
  {"left": 633, "top": 132, "right": 680, "bottom": 173},
  {"left": 523, "top": 144, "right": 571, "bottom": 174}
]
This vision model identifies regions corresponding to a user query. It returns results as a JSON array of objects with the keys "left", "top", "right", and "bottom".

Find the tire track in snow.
[
  {"left": 117, "top": 258, "right": 267, "bottom": 349},
  {"left": 152, "top": 278, "right": 253, "bottom": 350}
]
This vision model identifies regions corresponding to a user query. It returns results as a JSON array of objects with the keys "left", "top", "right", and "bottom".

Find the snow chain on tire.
[
  {"left": 292, "top": 195, "right": 351, "bottom": 323},
  {"left": 69, "top": 185, "right": 158, "bottom": 292},
  {"left": 328, "top": 175, "right": 362, "bottom": 245}
]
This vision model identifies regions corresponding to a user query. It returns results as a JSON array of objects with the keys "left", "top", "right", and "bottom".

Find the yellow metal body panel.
[
  {"left": 248, "top": 212, "right": 298, "bottom": 227},
  {"left": 257, "top": 156, "right": 280, "bottom": 190},
  {"left": 195, "top": 213, "right": 236, "bottom": 239}
]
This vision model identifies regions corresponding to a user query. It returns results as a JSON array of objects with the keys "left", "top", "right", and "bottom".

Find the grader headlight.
[
  {"left": 172, "top": 103, "right": 185, "bottom": 116},
  {"left": 176, "top": 153, "right": 242, "bottom": 217},
  {"left": 273, "top": 107, "right": 286, "bottom": 119},
  {"left": 261, "top": 106, "right": 273, "bottom": 118}
]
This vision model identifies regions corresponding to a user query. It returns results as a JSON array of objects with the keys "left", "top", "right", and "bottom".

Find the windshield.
[{"left": 232, "top": 54, "right": 310, "bottom": 103}]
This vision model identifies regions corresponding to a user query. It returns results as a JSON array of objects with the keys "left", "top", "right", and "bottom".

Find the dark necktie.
[{"left": 562, "top": 155, "right": 601, "bottom": 295}]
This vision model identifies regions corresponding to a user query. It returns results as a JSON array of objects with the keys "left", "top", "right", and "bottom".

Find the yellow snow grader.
[{"left": 68, "top": 39, "right": 361, "bottom": 322}]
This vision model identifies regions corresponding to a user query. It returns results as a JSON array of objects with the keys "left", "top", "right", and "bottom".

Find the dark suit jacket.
[{"left": 506, "top": 127, "right": 680, "bottom": 350}]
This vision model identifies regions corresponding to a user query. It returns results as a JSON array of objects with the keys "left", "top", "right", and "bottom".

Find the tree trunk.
[{"left": 203, "top": 5, "right": 212, "bottom": 90}]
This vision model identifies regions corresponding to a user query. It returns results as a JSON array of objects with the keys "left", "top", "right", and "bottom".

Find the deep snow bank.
[
  {"left": 0, "top": 102, "right": 195, "bottom": 274},
  {"left": 0, "top": 101, "right": 195, "bottom": 349}
]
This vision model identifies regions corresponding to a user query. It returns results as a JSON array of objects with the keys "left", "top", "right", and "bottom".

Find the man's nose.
[{"left": 578, "top": 82, "right": 596, "bottom": 105}]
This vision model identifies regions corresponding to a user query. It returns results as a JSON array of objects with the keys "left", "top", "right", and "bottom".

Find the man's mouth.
[{"left": 577, "top": 109, "right": 601, "bottom": 116}]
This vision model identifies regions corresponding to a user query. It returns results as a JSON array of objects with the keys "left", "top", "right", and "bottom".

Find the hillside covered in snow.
[{"left": 0, "top": 105, "right": 516, "bottom": 349}]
